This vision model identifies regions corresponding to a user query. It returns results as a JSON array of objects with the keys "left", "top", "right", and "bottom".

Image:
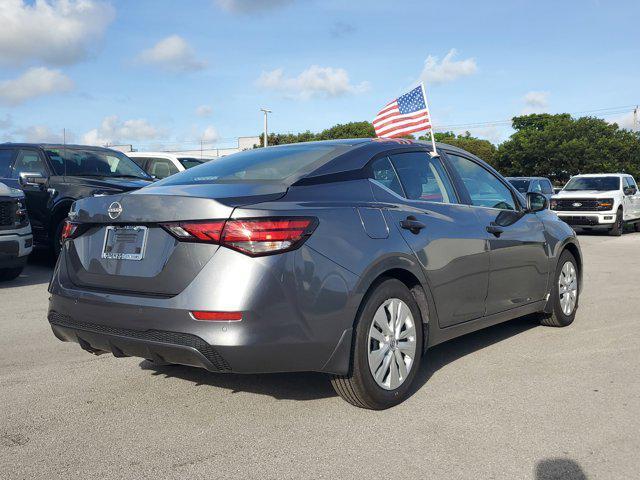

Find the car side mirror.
[
  {"left": 624, "top": 186, "right": 637, "bottom": 195},
  {"left": 526, "top": 192, "right": 548, "bottom": 212},
  {"left": 19, "top": 172, "right": 47, "bottom": 188}
]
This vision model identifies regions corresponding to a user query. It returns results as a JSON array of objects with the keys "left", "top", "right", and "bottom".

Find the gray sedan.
[{"left": 48, "top": 139, "right": 581, "bottom": 409}]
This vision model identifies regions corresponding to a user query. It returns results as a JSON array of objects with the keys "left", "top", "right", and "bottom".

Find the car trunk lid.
[{"left": 65, "top": 182, "right": 287, "bottom": 296}]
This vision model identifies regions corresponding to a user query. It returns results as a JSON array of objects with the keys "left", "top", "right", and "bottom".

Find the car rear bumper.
[
  {"left": 555, "top": 212, "right": 616, "bottom": 226},
  {"left": 49, "top": 311, "right": 232, "bottom": 372},
  {"left": 47, "top": 245, "right": 360, "bottom": 375}
]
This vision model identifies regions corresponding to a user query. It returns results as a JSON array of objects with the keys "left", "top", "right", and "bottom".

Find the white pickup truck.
[
  {"left": 0, "top": 182, "right": 33, "bottom": 280},
  {"left": 551, "top": 173, "right": 640, "bottom": 236}
]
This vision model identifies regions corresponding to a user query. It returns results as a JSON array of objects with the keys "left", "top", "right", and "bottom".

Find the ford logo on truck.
[{"left": 572, "top": 202, "right": 582, "bottom": 207}]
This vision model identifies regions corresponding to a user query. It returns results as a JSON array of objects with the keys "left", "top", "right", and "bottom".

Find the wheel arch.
[
  {"left": 561, "top": 239, "right": 583, "bottom": 287},
  {"left": 354, "top": 260, "right": 437, "bottom": 355}
]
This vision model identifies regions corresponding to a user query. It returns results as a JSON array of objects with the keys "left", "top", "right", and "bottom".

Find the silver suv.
[{"left": 0, "top": 182, "right": 32, "bottom": 281}]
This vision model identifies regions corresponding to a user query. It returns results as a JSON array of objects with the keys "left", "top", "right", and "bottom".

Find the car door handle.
[
  {"left": 400, "top": 216, "right": 426, "bottom": 234},
  {"left": 486, "top": 224, "right": 504, "bottom": 237}
]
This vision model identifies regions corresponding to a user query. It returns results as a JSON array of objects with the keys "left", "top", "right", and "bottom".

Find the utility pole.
[
  {"left": 634, "top": 106, "right": 638, "bottom": 132},
  {"left": 260, "top": 108, "right": 271, "bottom": 147}
]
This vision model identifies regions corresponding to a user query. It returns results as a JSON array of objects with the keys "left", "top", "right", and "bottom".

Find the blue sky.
[{"left": 0, "top": 0, "right": 638, "bottom": 149}]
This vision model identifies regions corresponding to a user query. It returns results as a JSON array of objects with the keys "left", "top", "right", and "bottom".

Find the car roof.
[
  {"left": 0, "top": 142, "right": 121, "bottom": 153},
  {"left": 506, "top": 176, "right": 549, "bottom": 181},
  {"left": 570, "top": 173, "right": 628, "bottom": 178},
  {"left": 292, "top": 138, "right": 492, "bottom": 182}
]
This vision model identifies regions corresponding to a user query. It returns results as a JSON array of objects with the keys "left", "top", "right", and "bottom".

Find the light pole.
[{"left": 260, "top": 108, "right": 271, "bottom": 147}]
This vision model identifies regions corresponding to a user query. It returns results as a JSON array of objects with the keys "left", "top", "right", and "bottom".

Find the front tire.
[
  {"left": 539, "top": 250, "right": 579, "bottom": 327},
  {"left": 331, "top": 279, "right": 423, "bottom": 409},
  {"left": 609, "top": 208, "right": 624, "bottom": 236}
]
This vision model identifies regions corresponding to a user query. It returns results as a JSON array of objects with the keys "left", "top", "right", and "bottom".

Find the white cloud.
[
  {"left": 81, "top": 115, "right": 161, "bottom": 146},
  {"left": 137, "top": 35, "right": 206, "bottom": 73},
  {"left": 201, "top": 125, "right": 220, "bottom": 143},
  {"left": 196, "top": 105, "right": 213, "bottom": 117},
  {"left": 609, "top": 110, "right": 639, "bottom": 131},
  {"left": 522, "top": 91, "right": 549, "bottom": 114},
  {"left": 419, "top": 49, "right": 477, "bottom": 85},
  {"left": 0, "top": 0, "right": 115, "bottom": 66},
  {"left": 0, "top": 114, "right": 12, "bottom": 130},
  {"left": 256, "top": 65, "right": 370, "bottom": 99},
  {"left": 0, "top": 67, "right": 74, "bottom": 105},
  {"left": 13, "top": 124, "right": 74, "bottom": 143},
  {"left": 215, "top": 0, "right": 293, "bottom": 13}
]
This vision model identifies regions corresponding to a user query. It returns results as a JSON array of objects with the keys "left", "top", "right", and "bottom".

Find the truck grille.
[
  {"left": 0, "top": 200, "right": 15, "bottom": 226},
  {"left": 553, "top": 198, "right": 601, "bottom": 211}
]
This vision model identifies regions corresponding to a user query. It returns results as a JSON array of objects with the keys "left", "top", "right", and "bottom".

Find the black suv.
[{"left": 0, "top": 144, "right": 153, "bottom": 254}]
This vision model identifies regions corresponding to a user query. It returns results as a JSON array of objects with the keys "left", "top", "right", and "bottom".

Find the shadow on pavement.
[
  {"left": 0, "top": 248, "right": 55, "bottom": 289},
  {"left": 535, "top": 458, "right": 588, "bottom": 480},
  {"left": 141, "top": 314, "right": 540, "bottom": 402},
  {"left": 409, "top": 314, "right": 539, "bottom": 397},
  {"left": 140, "top": 361, "right": 337, "bottom": 401}
]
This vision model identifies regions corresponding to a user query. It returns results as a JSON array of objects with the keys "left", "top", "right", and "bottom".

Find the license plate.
[{"left": 101, "top": 226, "right": 148, "bottom": 261}]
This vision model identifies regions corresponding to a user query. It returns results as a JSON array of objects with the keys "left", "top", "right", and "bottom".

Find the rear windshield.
[
  {"left": 45, "top": 148, "right": 151, "bottom": 179},
  {"left": 564, "top": 176, "right": 620, "bottom": 191},
  {"left": 508, "top": 179, "right": 530, "bottom": 194},
  {"left": 178, "top": 157, "right": 205, "bottom": 169},
  {"left": 158, "top": 144, "right": 349, "bottom": 185}
]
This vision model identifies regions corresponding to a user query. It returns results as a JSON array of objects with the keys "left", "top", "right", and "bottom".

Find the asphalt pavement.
[{"left": 1, "top": 232, "right": 639, "bottom": 479}]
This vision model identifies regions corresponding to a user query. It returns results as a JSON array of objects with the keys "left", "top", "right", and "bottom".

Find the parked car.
[
  {"left": 48, "top": 139, "right": 582, "bottom": 409},
  {"left": 507, "top": 177, "right": 555, "bottom": 203},
  {"left": 0, "top": 181, "right": 33, "bottom": 281},
  {"left": 0, "top": 143, "right": 153, "bottom": 254},
  {"left": 551, "top": 173, "right": 640, "bottom": 235},
  {"left": 127, "top": 152, "right": 211, "bottom": 179}
]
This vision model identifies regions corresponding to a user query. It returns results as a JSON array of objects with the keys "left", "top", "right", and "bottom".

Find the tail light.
[
  {"left": 60, "top": 220, "right": 80, "bottom": 243},
  {"left": 161, "top": 217, "right": 317, "bottom": 256}
]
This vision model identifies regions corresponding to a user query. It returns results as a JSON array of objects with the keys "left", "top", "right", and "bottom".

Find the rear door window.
[
  {"left": 447, "top": 154, "right": 517, "bottom": 210},
  {"left": 0, "top": 148, "right": 16, "bottom": 178},
  {"left": 388, "top": 152, "right": 456, "bottom": 203}
]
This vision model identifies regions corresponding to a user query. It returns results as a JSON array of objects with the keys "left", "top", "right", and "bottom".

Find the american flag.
[{"left": 373, "top": 85, "right": 432, "bottom": 138}]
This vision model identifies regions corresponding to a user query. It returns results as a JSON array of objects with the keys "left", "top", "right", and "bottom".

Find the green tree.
[
  {"left": 495, "top": 114, "right": 640, "bottom": 183},
  {"left": 255, "top": 121, "right": 376, "bottom": 147},
  {"left": 420, "top": 131, "right": 497, "bottom": 165}
]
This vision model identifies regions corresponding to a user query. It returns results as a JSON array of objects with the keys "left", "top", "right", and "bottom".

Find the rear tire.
[
  {"left": 0, "top": 267, "right": 23, "bottom": 282},
  {"left": 539, "top": 250, "right": 579, "bottom": 327},
  {"left": 331, "top": 278, "right": 423, "bottom": 409},
  {"left": 609, "top": 208, "right": 624, "bottom": 236}
]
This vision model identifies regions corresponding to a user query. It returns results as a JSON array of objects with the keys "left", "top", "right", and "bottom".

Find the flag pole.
[{"left": 420, "top": 82, "right": 438, "bottom": 157}]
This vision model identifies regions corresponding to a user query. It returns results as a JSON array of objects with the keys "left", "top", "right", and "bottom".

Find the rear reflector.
[
  {"left": 161, "top": 217, "right": 317, "bottom": 256},
  {"left": 191, "top": 311, "right": 243, "bottom": 321}
]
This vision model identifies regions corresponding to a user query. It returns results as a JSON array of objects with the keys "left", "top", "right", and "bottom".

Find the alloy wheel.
[
  {"left": 558, "top": 261, "right": 578, "bottom": 316},
  {"left": 367, "top": 298, "right": 417, "bottom": 390}
]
